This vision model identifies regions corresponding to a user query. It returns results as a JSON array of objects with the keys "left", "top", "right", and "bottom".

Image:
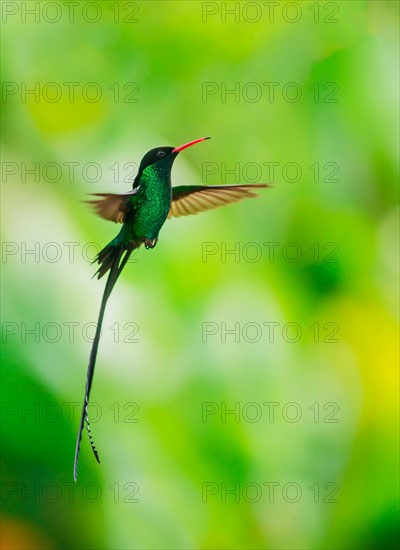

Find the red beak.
[{"left": 172, "top": 137, "right": 210, "bottom": 153}]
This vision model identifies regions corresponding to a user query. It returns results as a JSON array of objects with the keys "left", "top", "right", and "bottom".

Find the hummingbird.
[{"left": 74, "top": 137, "right": 268, "bottom": 480}]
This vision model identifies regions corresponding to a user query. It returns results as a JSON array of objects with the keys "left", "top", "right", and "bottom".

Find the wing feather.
[
  {"left": 85, "top": 189, "right": 139, "bottom": 223},
  {"left": 168, "top": 184, "right": 269, "bottom": 219}
]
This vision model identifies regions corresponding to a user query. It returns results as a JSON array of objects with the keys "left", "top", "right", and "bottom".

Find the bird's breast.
[{"left": 130, "top": 185, "right": 171, "bottom": 240}]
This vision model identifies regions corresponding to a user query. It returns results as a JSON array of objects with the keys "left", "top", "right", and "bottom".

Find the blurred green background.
[{"left": 1, "top": 1, "right": 399, "bottom": 549}]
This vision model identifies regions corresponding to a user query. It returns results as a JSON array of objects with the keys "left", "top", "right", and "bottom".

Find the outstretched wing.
[
  {"left": 168, "top": 184, "right": 269, "bottom": 219},
  {"left": 85, "top": 189, "right": 139, "bottom": 223}
]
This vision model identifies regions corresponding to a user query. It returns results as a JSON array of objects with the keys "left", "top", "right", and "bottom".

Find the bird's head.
[{"left": 135, "top": 137, "right": 210, "bottom": 183}]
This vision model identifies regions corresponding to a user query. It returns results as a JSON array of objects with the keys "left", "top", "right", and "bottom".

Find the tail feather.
[
  {"left": 94, "top": 243, "right": 123, "bottom": 279},
  {"left": 74, "top": 242, "right": 133, "bottom": 481}
]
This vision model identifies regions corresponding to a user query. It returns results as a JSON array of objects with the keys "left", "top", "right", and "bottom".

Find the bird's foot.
[{"left": 144, "top": 238, "right": 158, "bottom": 249}]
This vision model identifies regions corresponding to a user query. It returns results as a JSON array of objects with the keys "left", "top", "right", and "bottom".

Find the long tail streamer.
[{"left": 73, "top": 246, "right": 132, "bottom": 481}]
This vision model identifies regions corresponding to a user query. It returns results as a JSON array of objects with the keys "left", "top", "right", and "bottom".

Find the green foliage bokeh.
[{"left": 1, "top": 1, "right": 398, "bottom": 549}]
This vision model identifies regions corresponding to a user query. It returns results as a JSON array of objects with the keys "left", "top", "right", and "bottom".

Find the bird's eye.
[{"left": 156, "top": 151, "right": 166, "bottom": 159}]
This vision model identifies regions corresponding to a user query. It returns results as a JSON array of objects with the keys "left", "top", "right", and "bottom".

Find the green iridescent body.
[{"left": 114, "top": 159, "right": 174, "bottom": 247}]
